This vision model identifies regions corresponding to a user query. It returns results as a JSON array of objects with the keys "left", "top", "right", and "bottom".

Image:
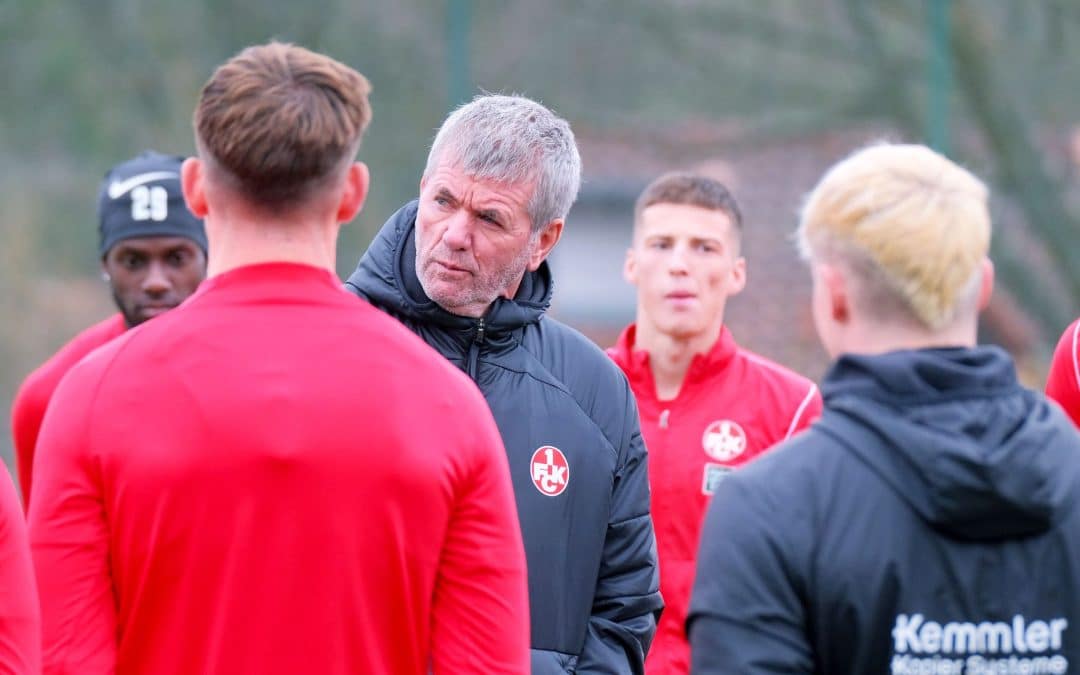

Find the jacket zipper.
[{"left": 466, "top": 318, "right": 485, "bottom": 381}]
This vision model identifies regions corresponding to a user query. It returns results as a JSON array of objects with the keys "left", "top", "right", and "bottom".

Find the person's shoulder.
[
  {"left": 13, "top": 314, "right": 127, "bottom": 410},
  {"left": 532, "top": 316, "right": 630, "bottom": 391},
  {"left": 341, "top": 295, "right": 486, "bottom": 399},
  {"left": 702, "top": 430, "right": 838, "bottom": 562},
  {"left": 1049, "top": 317, "right": 1080, "bottom": 371},
  {"left": 735, "top": 345, "right": 818, "bottom": 393},
  {"left": 729, "top": 424, "right": 844, "bottom": 502}
]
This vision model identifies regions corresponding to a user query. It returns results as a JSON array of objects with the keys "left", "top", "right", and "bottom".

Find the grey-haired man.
[{"left": 346, "top": 94, "right": 662, "bottom": 673}]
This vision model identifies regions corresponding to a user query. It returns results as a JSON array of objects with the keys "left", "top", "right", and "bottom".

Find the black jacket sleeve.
[
  {"left": 686, "top": 470, "right": 814, "bottom": 673},
  {"left": 575, "top": 388, "right": 663, "bottom": 674}
]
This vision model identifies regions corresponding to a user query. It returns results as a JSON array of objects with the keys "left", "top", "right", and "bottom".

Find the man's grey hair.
[{"left": 423, "top": 94, "right": 582, "bottom": 232}]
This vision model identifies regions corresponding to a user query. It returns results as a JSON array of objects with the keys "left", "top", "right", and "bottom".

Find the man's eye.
[
  {"left": 650, "top": 241, "right": 670, "bottom": 250},
  {"left": 167, "top": 251, "right": 189, "bottom": 266}
]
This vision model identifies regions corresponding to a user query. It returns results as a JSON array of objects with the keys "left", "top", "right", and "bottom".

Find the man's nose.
[
  {"left": 142, "top": 262, "right": 172, "bottom": 295},
  {"left": 441, "top": 210, "right": 472, "bottom": 250},
  {"left": 667, "top": 245, "right": 690, "bottom": 275}
]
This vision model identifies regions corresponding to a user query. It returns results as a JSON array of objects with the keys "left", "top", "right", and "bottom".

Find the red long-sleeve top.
[{"left": 29, "top": 262, "right": 530, "bottom": 675}]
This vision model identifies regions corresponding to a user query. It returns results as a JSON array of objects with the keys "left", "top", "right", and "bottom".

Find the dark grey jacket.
[
  {"left": 689, "top": 346, "right": 1080, "bottom": 674},
  {"left": 346, "top": 201, "right": 662, "bottom": 674}
]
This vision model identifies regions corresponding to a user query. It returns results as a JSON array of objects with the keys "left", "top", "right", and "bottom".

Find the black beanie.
[{"left": 97, "top": 151, "right": 208, "bottom": 257}]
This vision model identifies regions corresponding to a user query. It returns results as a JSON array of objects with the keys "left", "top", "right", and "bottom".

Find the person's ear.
[
  {"left": 623, "top": 247, "right": 638, "bottom": 285},
  {"left": 181, "top": 158, "right": 208, "bottom": 218},
  {"left": 821, "top": 263, "right": 850, "bottom": 323},
  {"left": 728, "top": 256, "right": 747, "bottom": 297},
  {"left": 526, "top": 219, "right": 564, "bottom": 271},
  {"left": 976, "top": 257, "right": 994, "bottom": 311},
  {"left": 336, "top": 162, "right": 370, "bottom": 224}
]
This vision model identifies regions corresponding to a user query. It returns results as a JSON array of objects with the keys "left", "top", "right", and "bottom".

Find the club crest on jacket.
[
  {"left": 531, "top": 446, "right": 570, "bottom": 496},
  {"left": 702, "top": 420, "right": 747, "bottom": 462}
]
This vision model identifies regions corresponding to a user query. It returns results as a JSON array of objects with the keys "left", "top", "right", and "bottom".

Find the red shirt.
[
  {"left": 608, "top": 325, "right": 821, "bottom": 675},
  {"left": 29, "top": 262, "right": 530, "bottom": 675},
  {"left": 0, "top": 465, "right": 41, "bottom": 674},
  {"left": 1047, "top": 318, "right": 1080, "bottom": 427},
  {"left": 11, "top": 314, "right": 126, "bottom": 508}
]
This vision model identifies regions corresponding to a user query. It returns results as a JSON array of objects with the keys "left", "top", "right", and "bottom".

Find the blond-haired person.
[{"left": 687, "top": 143, "right": 1080, "bottom": 673}]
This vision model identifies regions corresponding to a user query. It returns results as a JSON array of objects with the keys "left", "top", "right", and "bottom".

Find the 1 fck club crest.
[
  {"left": 702, "top": 420, "right": 747, "bottom": 462},
  {"left": 531, "top": 446, "right": 569, "bottom": 496}
]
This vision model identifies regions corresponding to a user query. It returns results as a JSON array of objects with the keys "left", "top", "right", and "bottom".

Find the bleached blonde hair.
[{"left": 797, "top": 143, "right": 991, "bottom": 330}]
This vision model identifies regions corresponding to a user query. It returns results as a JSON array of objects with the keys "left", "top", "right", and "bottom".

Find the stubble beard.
[{"left": 416, "top": 232, "right": 539, "bottom": 315}]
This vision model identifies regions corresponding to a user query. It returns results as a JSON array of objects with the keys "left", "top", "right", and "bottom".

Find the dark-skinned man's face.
[{"left": 102, "top": 236, "right": 207, "bottom": 327}]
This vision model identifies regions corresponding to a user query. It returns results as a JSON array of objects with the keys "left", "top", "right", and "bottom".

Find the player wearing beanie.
[{"left": 10, "top": 151, "right": 207, "bottom": 508}]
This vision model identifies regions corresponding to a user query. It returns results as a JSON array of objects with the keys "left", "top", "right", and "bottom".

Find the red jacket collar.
[{"left": 609, "top": 323, "right": 740, "bottom": 397}]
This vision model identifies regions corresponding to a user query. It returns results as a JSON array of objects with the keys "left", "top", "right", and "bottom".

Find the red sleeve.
[
  {"left": 0, "top": 465, "right": 41, "bottom": 674},
  {"left": 784, "top": 382, "right": 823, "bottom": 440},
  {"left": 1046, "top": 319, "right": 1080, "bottom": 428},
  {"left": 430, "top": 392, "right": 529, "bottom": 674},
  {"left": 28, "top": 357, "right": 118, "bottom": 675},
  {"left": 11, "top": 315, "right": 126, "bottom": 511},
  {"left": 10, "top": 377, "right": 48, "bottom": 511}
]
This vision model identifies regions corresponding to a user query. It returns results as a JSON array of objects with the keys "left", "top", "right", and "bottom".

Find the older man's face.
[{"left": 414, "top": 162, "right": 539, "bottom": 318}]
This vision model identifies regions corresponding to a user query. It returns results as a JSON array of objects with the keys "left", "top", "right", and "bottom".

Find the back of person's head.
[
  {"left": 634, "top": 171, "right": 742, "bottom": 239},
  {"left": 423, "top": 94, "right": 582, "bottom": 231},
  {"left": 98, "top": 151, "right": 208, "bottom": 256},
  {"left": 193, "top": 41, "right": 372, "bottom": 208},
  {"left": 797, "top": 143, "right": 991, "bottom": 330}
]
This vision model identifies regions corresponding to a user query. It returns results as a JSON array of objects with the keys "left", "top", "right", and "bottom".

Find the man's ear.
[
  {"left": 623, "top": 247, "right": 638, "bottom": 285},
  {"left": 821, "top": 262, "right": 850, "bottom": 323},
  {"left": 977, "top": 257, "right": 994, "bottom": 311},
  {"left": 336, "top": 162, "right": 370, "bottom": 224},
  {"left": 181, "top": 157, "right": 208, "bottom": 218},
  {"left": 728, "top": 256, "right": 747, "bottom": 297},
  {"left": 526, "top": 219, "right": 565, "bottom": 271}
]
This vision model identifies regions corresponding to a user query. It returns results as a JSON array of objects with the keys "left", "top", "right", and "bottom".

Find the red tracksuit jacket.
[
  {"left": 11, "top": 313, "right": 126, "bottom": 509},
  {"left": 29, "top": 262, "right": 530, "bottom": 675},
  {"left": 609, "top": 325, "right": 822, "bottom": 675},
  {"left": 1047, "top": 317, "right": 1080, "bottom": 427}
]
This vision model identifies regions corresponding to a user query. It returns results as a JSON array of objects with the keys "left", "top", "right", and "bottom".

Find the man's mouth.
[
  {"left": 433, "top": 260, "right": 472, "bottom": 274},
  {"left": 138, "top": 303, "right": 177, "bottom": 319}
]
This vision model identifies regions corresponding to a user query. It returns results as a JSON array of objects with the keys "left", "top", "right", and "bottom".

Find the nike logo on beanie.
[{"left": 107, "top": 171, "right": 180, "bottom": 200}]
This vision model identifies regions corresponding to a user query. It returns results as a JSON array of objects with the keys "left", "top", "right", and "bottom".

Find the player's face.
[
  {"left": 626, "top": 203, "right": 746, "bottom": 341},
  {"left": 414, "top": 162, "right": 544, "bottom": 318},
  {"left": 103, "top": 236, "right": 207, "bottom": 327}
]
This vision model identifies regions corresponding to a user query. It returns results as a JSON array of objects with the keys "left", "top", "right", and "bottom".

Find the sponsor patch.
[
  {"left": 701, "top": 463, "right": 733, "bottom": 496},
  {"left": 890, "top": 613, "right": 1070, "bottom": 674},
  {"left": 531, "top": 446, "right": 569, "bottom": 496},
  {"left": 702, "top": 419, "right": 747, "bottom": 461}
]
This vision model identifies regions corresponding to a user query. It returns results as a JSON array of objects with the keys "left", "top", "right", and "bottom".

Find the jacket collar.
[{"left": 610, "top": 323, "right": 740, "bottom": 396}]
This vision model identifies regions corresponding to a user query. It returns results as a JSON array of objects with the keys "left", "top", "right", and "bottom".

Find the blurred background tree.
[{"left": 3, "top": 0, "right": 1079, "bottom": 466}]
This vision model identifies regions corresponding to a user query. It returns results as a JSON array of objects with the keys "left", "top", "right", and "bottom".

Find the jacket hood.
[
  {"left": 345, "top": 200, "right": 552, "bottom": 335},
  {"left": 818, "top": 346, "right": 1080, "bottom": 540}
]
